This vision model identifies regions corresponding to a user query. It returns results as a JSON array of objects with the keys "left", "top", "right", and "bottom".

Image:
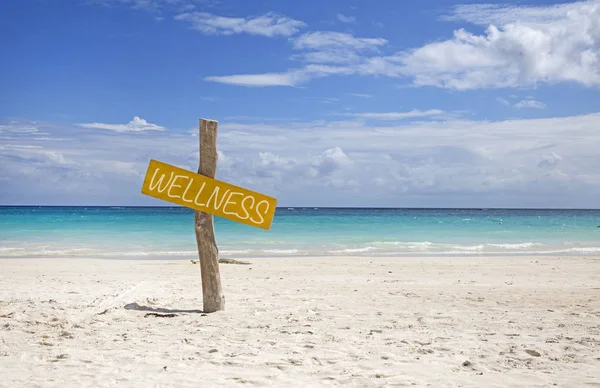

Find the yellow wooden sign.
[{"left": 141, "top": 159, "right": 277, "bottom": 230}]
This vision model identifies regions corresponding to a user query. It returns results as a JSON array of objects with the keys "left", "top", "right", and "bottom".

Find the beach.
[{"left": 1, "top": 255, "right": 599, "bottom": 387}]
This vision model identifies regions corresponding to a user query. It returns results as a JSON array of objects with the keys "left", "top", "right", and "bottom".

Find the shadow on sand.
[{"left": 124, "top": 302, "right": 203, "bottom": 314}]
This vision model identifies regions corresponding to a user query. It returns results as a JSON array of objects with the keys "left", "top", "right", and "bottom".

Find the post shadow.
[{"left": 124, "top": 302, "right": 204, "bottom": 314}]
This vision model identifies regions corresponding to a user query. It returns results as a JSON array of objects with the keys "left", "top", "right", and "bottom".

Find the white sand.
[{"left": 0, "top": 256, "right": 599, "bottom": 387}]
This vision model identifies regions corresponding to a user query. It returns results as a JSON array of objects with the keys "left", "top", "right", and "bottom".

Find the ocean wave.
[
  {"left": 0, "top": 247, "right": 21, "bottom": 252},
  {"left": 101, "top": 250, "right": 197, "bottom": 257},
  {"left": 450, "top": 245, "right": 485, "bottom": 251},
  {"left": 220, "top": 250, "right": 251, "bottom": 255},
  {"left": 487, "top": 242, "right": 540, "bottom": 249},
  {"left": 570, "top": 247, "right": 600, "bottom": 252},
  {"left": 328, "top": 246, "right": 377, "bottom": 254},
  {"left": 3, "top": 242, "right": 600, "bottom": 258},
  {"left": 262, "top": 249, "right": 299, "bottom": 254},
  {"left": 372, "top": 241, "right": 432, "bottom": 247},
  {"left": 0, "top": 248, "right": 96, "bottom": 256}
]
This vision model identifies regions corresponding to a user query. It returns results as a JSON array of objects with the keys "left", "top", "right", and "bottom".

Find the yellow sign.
[{"left": 141, "top": 159, "right": 277, "bottom": 230}]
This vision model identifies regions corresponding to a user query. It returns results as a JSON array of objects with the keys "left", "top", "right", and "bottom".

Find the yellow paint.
[{"left": 141, "top": 159, "right": 277, "bottom": 230}]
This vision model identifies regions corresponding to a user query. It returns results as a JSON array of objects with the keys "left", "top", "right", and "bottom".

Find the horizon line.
[{"left": 1, "top": 205, "right": 600, "bottom": 211}]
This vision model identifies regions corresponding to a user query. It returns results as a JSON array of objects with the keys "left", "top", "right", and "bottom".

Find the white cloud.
[
  {"left": 93, "top": 0, "right": 158, "bottom": 9},
  {"left": 347, "top": 93, "right": 373, "bottom": 98},
  {"left": 205, "top": 64, "right": 354, "bottom": 87},
  {"left": 441, "top": 2, "right": 584, "bottom": 26},
  {"left": 514, "top": 99, "right": 547, "bottom": 109},
  {"left": 496, "top": 97, "right": 510, "bottom": 106},
  {"left": 0, "top": 121, "right": 41, "bottom": 133},
  {"left": 385, "top": 0, "right": 600, "bottom": 89},
  {"left": 336, "top": 13, "right": 356, "bottom": 23},
  {"left": 204, "top": 72, "right": 300, "bottom": 87},
  {"left": 91, "top": 0, "right": 227, "bottom": 12},
  {"left": 342, "top": 109, "right": 445, "bottom": 120},
  {"left": 174, "top": 11, "right": 306, "bottom": 37},
  {"left": 206, "top": 31, "right": 387, "bottom": 85},
  {"left": 538, "top": 152, "right": 563, "bottom": 168},
  {"left": 314, "top": 147, "right": 352, "bottom": 175},
  {"left": 79, "top": 116, "right": 166, "bottom": 132},
  {"left": 293, "top": 31, "right": 386, "bottom": 52},
  {"left": 291, "top": 31, "right": 388, "bottom": 64},
  {"left": 4, "top": 112, "right": 600, "bottom": 207},
  {"left": 179, "top": 3, "right": 194, "bottom": 12},
  {"left": 205, "top": 1, "right": 600, "bottom": 90}
]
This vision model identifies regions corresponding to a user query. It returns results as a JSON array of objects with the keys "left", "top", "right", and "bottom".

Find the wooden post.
[{"left": 194, "top": 118, "right": 225, "bottom": 313}]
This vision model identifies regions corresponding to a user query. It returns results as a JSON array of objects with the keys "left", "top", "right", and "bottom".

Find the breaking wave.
[{"left": 2, "top": 242, "right": 600, "bottom": 258}]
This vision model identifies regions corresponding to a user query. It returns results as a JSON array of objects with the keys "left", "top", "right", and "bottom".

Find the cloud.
[
  {"left": 293, "top": 31, "right": 386, "bottom": 52},
  {"left": 514, "top": 99, "right": 547, "bottom": 109},
  {"left": 0, "top": 121, "right": 41, "bottom": 133},
  {"left": 538, "top": 152, "right": 562, "bottom": 168},
  {"left": 204, "top": 72, "right": 300, "bottom": 87},
  {"left": 90, "top": 0, "right": 221, "bottom": 12},
  {"left": 206, "top": 31, "right": 387, "bottom": 85},
  {"left": 205, "top": 1, "right": 600, "bottom": 90},
  {"left": 347, "top": 93, "right": 373, "bottom": 98},
  {"left": 4, "top": 111, "right": 600, "bottom": 207},
  {"left": 205, "top": 64, "right": 354, "bottom": 87},
  {"left": 441, "top": 2, "right": 583, "bottom": 26},
  {"left": 91, "top": 0, "right": 159, "bottom": 10},
  {"left": 336, "top": 13, "right": 356, "bottom": 23},
  {"left": 174, "top": 11, "right": 306, "bottom": 37},
  {"left": 342, "top": 109, "right": 445, "bottom": 120},
  {"left": 291, "top": 31, "right": 388, "bottom": 64},
  {"left": 386, "top": 0, "right": 600, "bottom": 89},
  {"left": 314, "top": 147, "right": 352, "bottom": 175},
  {"left": 496, "top": 97, "right": 510, "bottom": 106},
  {"left": 79, "top": 116, "right": 166, "bottom": 132}
]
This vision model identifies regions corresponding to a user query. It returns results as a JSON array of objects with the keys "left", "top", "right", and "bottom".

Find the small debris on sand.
[
  {"left": 219, "top": 258, "right": 251, "bottom": 265},
  {"left": 191, "top": 258, "right": 251, "bottom": 265},
  {"left": 144, "top": 313, "right": 178, "bottom": 318}
]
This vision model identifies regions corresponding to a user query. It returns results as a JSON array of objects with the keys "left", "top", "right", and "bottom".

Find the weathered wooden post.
[
  {"left": 194, "top": 118, "right": 224, "bottom": 313},
  {"left": 140, "top": 118, "right": 278, "bottom": 313}
]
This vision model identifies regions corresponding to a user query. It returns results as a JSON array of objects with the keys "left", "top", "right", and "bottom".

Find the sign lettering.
[{"left": 141, "top": 159, "right": 277, "bottom": 230}]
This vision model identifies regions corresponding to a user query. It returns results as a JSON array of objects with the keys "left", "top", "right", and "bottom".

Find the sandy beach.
[{"left": 0, "top": 255, "right": 599, "bottom": 387}]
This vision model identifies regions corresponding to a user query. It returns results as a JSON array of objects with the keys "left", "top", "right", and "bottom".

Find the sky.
[{"left": 1, "top": 0, "right": 600, "bottom": 208}]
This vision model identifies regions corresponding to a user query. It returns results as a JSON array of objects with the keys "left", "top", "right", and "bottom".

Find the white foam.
[
  {"left": 262, "top": 249, "right": 299, "bottom": 254},
  {"left": 102, "top": 250, "right": 197, "bottom": 257},
  {"left": 570, "top": 247, "right": 600, "bottom": 252},
  {"left": 0, "top": 248, "right": 95, "bottom": 256},
  {"left": 373, "top": 241, "right": 432, "bottom": 247},
  {"left": 220, "top": 250, "right": 252, "bottom": 255},
  {"left": 328, "top": 246, "right": 377, "bottom": 254},
  {"left": 487, "top": 242, "right": 539, "bottom": 249},
  {"left": 450, "top": 245, "right": 485, "bottom": 251}
]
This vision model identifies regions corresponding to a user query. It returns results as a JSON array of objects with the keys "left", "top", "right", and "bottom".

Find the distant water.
[{"left": 1, "top": 206, "right": 600, "bottom": 258}]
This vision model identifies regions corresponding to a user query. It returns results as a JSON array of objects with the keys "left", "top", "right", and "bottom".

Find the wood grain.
[{"left": 194, "top": 118, "right": 225, "bottom": 313}]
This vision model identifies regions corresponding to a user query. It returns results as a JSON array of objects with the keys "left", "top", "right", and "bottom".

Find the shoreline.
[
  {"left": 2, "top": 251, "right": 600, "bottom": 260},
  {"left": 1, "top": 255, "right": 599, "bottom": 387}
]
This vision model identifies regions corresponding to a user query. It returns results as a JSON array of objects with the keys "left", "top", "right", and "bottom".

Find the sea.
[{"left": 1, "top": 206, "right": 600, "bottom": 258}]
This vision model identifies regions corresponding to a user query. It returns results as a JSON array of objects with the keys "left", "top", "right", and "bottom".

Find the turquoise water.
[{"left": 1, "top": 206, "right": 600, "bottom": 258}]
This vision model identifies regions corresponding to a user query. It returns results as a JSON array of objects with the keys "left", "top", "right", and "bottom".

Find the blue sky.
[{"left": 1, "top": 0, "right": 600, "bottom": 207}]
